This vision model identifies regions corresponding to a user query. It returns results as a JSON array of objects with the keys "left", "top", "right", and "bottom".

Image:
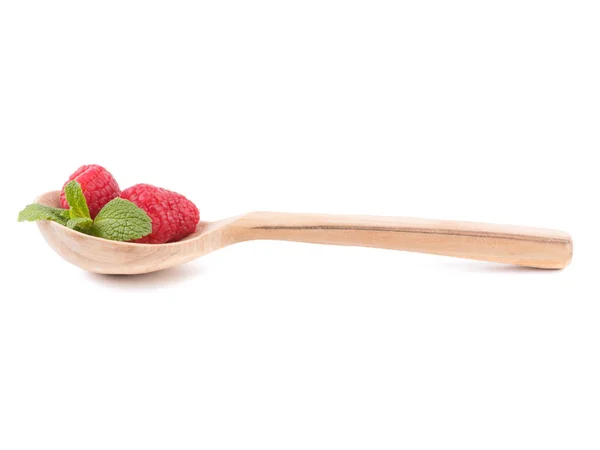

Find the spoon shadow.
[{"left": 85, "top": 262, "right": 205, "bottom": 289}]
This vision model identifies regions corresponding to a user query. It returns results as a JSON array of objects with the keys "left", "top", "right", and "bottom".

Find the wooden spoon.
[{"left": 34, "top": 191, "right": 572, "bottom": 274}]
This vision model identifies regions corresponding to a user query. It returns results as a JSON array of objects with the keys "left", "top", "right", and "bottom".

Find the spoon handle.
[{"left": 236, "top": 212, "right": 572, "bottom": 269}]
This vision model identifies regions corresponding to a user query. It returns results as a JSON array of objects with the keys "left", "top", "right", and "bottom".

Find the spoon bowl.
[
  {"left": 35, "top": 191, "right": 241, "bottom": 274},
  {"left": 35, "top": 190, "right": 573, "bottom": 274}
]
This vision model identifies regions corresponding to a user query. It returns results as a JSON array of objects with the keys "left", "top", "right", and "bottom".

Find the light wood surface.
[{"left": 35, "top": 191, "right": 572, "bottom": 274}]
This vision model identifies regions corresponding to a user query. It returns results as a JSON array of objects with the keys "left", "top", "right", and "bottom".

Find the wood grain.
[
  {"left": 35, "top": 191, "right": 572, "bottom": 274},
  {"left": 235, "top": 212, "right": 572, "bottom": 269}
]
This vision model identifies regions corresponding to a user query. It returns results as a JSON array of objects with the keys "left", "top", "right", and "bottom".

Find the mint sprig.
[
  {"left": 64, "top": 180, "right": 90, "bottom": 220},
  {"left": 66, "top": 217, "right": 94, "bottom": 231},
  {"left": 18, "top": 204, "right": 70, "bottom": 225},
  {"left": 92, "top": 198, "right": 152, "bottom": 241},
  {"left": 18, "top": 181, "right": 152, "bottom": 242}
]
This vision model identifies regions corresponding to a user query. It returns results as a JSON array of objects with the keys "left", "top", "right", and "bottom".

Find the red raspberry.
[
  {"left": 120, "top": 184, "right": 200, "bottom": 244},
  {"left": 60, "top": 164, "right": 121, "bottom": 218}
]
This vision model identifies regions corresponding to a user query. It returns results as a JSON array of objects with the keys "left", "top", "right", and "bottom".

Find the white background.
[{"left": 1, "top": 1, "right": 598, "bottom": 449}]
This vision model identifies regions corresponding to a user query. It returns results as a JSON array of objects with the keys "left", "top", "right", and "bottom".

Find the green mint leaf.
[
  {"left": 18, "top": 204, "right": 70, "bottom": 225},
  {"left": 91, "top": 198, "right": 152, "bottom": 242},
  {"left": 66, "top": 217, "right": 93, "bottom": 231},
  {"left": 64, "top": 180, "right": 90, "bottom": 220}
]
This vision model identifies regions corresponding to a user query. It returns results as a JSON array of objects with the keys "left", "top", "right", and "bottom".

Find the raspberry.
[
  {"left": 60, "top": 165, "right": 121, "bottom": 218},
  {"left": 120, "top": 184, "right": 200, "bottom": 244}
]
